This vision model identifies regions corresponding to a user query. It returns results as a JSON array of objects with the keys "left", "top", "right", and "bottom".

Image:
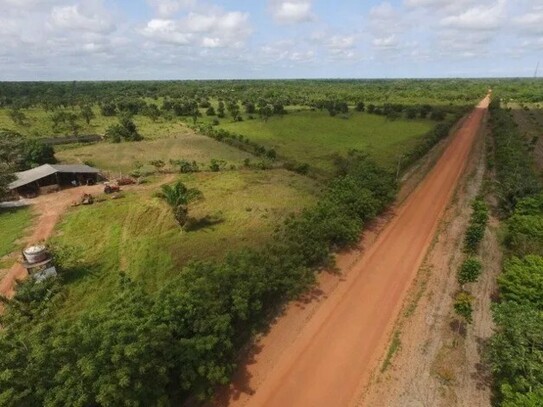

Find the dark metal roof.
[{"left": 9, "top": 164, "right": 100, "bottom": 189}]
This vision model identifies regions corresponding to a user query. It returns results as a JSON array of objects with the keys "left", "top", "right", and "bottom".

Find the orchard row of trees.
[
  {"left": 486, "top": 100, "right": 543, "bottom": 406},
  {"left": 0, "top": 152, "right": 397, "bottom": 405},
  {"left": 312, "top": 99, "right": 449, "bottom": 121},
  {"left": 453, "top": 197, "right": 489, "bottom": 325}
]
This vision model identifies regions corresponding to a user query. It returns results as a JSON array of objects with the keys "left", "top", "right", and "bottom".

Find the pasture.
[
  {"left": 217, "top": 110, "right": 435, "bottom": 170},
  {"left": 50, "top": 169, "right": 319, "bottom": 316}
]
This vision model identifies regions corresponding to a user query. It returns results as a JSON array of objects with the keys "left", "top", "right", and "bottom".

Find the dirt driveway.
[
  {"left": 215, "top": 96, "right": 490, "bottom": 407},
  {"left": 0, "top": 185, "right": 103, "bottom": 298}
]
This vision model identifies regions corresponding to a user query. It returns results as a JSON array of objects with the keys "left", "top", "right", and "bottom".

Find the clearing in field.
[
  {"left": 218, "top": 110, "right": 434, "bottom": 171},
  {"left": 50, "top": 169, "right": 319, "bottom": 316}
]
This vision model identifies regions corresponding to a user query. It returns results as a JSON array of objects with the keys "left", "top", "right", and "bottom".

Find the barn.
[{"left": 9, "top": 164, "right": 101, "bottom": 197}]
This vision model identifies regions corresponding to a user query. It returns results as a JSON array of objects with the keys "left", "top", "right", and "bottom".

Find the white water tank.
[{"left": 23, "top": 245, "right": 48, "bottom": 264}]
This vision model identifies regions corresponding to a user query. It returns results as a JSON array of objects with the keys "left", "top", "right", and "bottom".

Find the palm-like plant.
[{"left": 158, "top": 182, "right": 202, "bottom": 226}]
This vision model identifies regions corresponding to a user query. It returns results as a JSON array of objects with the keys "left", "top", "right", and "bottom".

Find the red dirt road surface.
[{"left": 236, "top": 96, "right": 490, "bottom": 407}]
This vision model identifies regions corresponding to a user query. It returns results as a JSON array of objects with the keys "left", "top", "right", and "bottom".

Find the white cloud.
[
  {"left": 260, "top": 40, "right": 316, "bottom": 63},
  {"left": 369, "top": 2, "right": 396, "bottom": 20},
  {"left": 142, "top": 19, "right": 193, "bottom": 44},
  {"left": 0, "top": 0, "right": 62, "bottom": 9},
  {"left": 440, "top": 0, "right": 506, "bottom": 31},
  {"left": 269, "top": 0, "right": 314, "bottom": 24},
  {"left": 373, "top": 35, "right": 398, "bottom": 49},
  {"left": 514, "top": 6, "right": 543, "bottom": 36},
  {"left": 404, "top": 0, "right": 475, "bottom": 10},
  {"left": 141, "top": 10, "right": 251, "bottom": 48},
  {"left": 50, "top": 3, "right": 115, "bottom": 34},
  {"left": 327, "top": 35, "right": 356, "bottom": 50},
  {"left": 368, "top": 2, "right": 406, "bottom": 52},
  {"left": 147, "top": 0, "right": 195, "bottom": 17}
]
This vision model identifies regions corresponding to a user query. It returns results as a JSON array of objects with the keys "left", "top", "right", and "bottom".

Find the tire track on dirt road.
[{"left": 225, "top": 96, "right": 490, "bottom": 407}]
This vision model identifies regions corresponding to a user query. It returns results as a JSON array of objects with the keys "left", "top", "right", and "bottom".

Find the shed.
[{"left": 9, "top": 164, "right": 101, "bottom": 197}]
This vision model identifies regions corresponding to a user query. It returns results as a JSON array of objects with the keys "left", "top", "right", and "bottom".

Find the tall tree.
[
  {"left": 227, "top": 101, "right": 240, "bottom": 121},
  {"left": 80, "top": 105, "right": 95, "bottom": 125}
]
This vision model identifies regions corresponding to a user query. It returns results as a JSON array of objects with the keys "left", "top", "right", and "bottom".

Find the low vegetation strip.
[
  {"left": 453, "top": 196, "right": 488, "bottom": 326},
  {"left": 0, "top": 153, "right": 396, "bottom": 405},
  {"left": 487, "top": 99, "right": 543, "bottom": 406}
]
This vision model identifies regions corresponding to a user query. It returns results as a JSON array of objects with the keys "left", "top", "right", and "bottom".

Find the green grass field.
[
  {"left": 216, "top": 111, "right": 434, "bottom": 170},
  {"left": 0, "top": 207, "right": 34, "bottom": 260},
  {"left": 55, "top": 132, "right": 253, "bottom": 174},
  {"left": 50, "top": 170, "right": 319, "bottom": 316}
]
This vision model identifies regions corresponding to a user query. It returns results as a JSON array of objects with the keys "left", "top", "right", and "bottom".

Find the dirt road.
[
  {"left": 362, "top": 116, "right": 496, "bottom": 407},
  {"left": 229, "top": 96, "right": 490, "bottom": 407},
  {"left": 0, "top": 185, "right": 103, "bottom": 298}
]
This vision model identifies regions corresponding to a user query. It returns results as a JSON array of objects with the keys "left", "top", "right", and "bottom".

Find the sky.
[{"left": 0, "top": 0, "right": 542, "bottom": 80}]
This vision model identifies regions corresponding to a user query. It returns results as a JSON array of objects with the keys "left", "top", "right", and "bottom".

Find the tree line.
[
  {"left": 0, "top": 79, "right": 491, "bottom": 110},
  {"left": 453, "top": 197, "right": 489, "bottom": 325}
]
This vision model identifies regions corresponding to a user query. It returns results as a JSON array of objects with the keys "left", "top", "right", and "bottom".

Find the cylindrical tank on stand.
[{"left": 23, "top": 245, "right": 48, "bottom": 264}]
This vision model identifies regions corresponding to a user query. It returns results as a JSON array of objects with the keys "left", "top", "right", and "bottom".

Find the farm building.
[{"left": 9, "top": 164, "right": 101, "bottom": 197}]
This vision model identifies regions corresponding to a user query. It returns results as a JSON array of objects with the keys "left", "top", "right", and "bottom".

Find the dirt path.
[
  {"left": 0, "top": 173, "right": 178, "bottom": 299},
  {"left": 216, "top": 96, "right": 490, "bottom": 407},
  {"left": 0, "top": 185, "right": 103, "bottom": 298}
]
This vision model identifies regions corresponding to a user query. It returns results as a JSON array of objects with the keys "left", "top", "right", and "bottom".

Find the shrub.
[
  {"left": 498, "top": 256, "right": 543, "bottom": 309},
  {"left": 458, "top": 257, "right": 482, "bottom": 285},
  {"left": 454, "top": 292, "right": 474, "bottom": 324},
  {"left": 464, "top": 198, "right": 489, "bottom": 254}
]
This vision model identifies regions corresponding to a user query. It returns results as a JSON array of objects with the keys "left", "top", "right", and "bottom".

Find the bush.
[
  {"left": 209, "top": 159, "right": 226, "bottom": 172},
  {"left": 283, "top": 161, "right": 310, "bottom": 175},
  {"left": 488, "top": 302, "right": 543, "bottom": 403},
  {"left": 170, "top": 159, "right": 199, "bottom": 174},
  {"left": 454, "top": 292, "right": 473, "bottom": 324},
  {"left": 464, "top": 198, "right": 488, "bottom": 253},
  {"left": 498, "top": 256, "right": 543, "bottom": 309},
  {"left": 458, "top": 257, "right": 482, "bottom": 285}
]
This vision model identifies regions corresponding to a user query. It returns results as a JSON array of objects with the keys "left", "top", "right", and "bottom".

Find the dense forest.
[{"left": 487, "top": 99, "right": 543, "bottom": 406}]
